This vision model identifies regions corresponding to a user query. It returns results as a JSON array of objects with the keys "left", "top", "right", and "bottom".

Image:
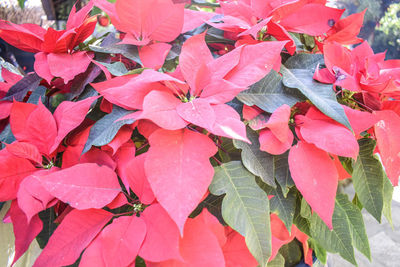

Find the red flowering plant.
[{"left": 0, "top": 0, "right": 399, "bottom": 266}]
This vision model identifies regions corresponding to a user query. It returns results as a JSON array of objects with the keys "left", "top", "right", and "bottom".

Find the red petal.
[
  {"left": 6, "top": 142, "right": 42, "bottom": 164},
  {"left": 289, "top": 141, "right": 338, "bottom": 229},
  {"left": 125, "top": 153, "right": 155, "bottom": 204},
  {"left": 149, "top": 211, "right": 225, "bottom": 266},
  {"left": 115, "top": 0, "right": 184, "bottom": 43},
  {"left": 91, "top": 69, "right": 181, "bottom": 110},
  {"left": 179, "top": 32, "right": 213, "bottom": 94},
  {"left": 141, "top": 90, "right": 187, "bottom": 130},
  {"left": 9, "top": 200, "right": 43, "bottom": 265},
  {"left": 51, "top": 96, "right": 98, "bottom": 152},
  {"left": 200, "top": 78, "right": 246, "bottom": 104},
  {"left": 270, "top": 213, "right": 295, "bottom": 261},
  {"left": 210, "top": 104, "right": 249, "bottom": 143},
  {"left": 47, "top": 51, "right": 93, "bottom": 83},
  {"left": 259, "top": 128, "right": 293, "bottom": 155},
  {"left": 17, "top": 170, "right": 56, "bottom": 223},
  {"left": 298, "top": 115, "right": 359, "bottom": 158},
  {"left": 145, "top": 128, "right": 217, "bottom": 233},
  {"left": 139, "top": 203, "right": 182, "bottom": 262},
  {"left": 223, "top": 228, "right": 258, "bottom": 267},
  {"left": 34, "top": 52, "right": 53, "bottom": 83},
  {"left": 0, "top": 149, "right": 37, "bottom": 201},
  {"left": 265, "top": 104, "right": 292, "bottom": 143},
  {"left": 39, "top": 163, "right": 120, "bottom": 209},
  {"left": 333, "top": 155, "right": 351, "bottom": 181},
  {"left": 374, "top": 110, "right": 400, "bottom": 186},
  {"left": 182, "top": 9, "right": 215, "bottom": 33},
  {"left": 279, "top": 4, "right": 344, "bottom": 36},
  {"left": 100, "top": 215, "right": 146, "bottom": 266},
  {"left": 176, "top": 98, "right": 216, "bottom": 129},
  {"left": 33, "top": 209, "right": 113, "bottom": 267},
  {"left": 223, "top": 41, "right": 286, "bottom": 88},
  {"left": 10, "top": 101, "right": 57, "bottom": 155},
  {"left": 139, "top": 43, "right": 172, "bottom": 69},
  {"left": 0, "top": 20, "right": 44, "bottom": 52},
  {"left": 342, "top": 105, "right": 378, "bottom": 136}
]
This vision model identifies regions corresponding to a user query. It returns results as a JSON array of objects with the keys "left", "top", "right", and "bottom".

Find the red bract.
[
  {"left": 95, "top": 0, "right": 185, "bottom": 69},
  {"left": 0, "top": 0, "right": 398, "bottom": 266},
  {"left": 0, "top": 1, "right": 96, "bottom": 83},
  {"left": 316, "top": 41, "right": 400, "bottom": 99},
  {"left": 93, "top": 32, "right": 286, "bottom": 141},
  {"left": 206, "top": 0, "right": 343, "bottom": 53}
]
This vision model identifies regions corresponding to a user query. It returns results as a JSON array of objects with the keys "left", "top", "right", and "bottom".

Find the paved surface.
[{"left": 327, "top": 187, "right": 400, "bottom": 267}]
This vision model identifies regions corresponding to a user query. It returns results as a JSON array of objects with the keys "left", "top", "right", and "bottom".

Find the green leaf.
[
  {"left": 209, "top": 161, "right": 271, "bottom": 267},
  {"left": 233, "top": 128, "right": 294, "bottom": 193},
  {"left": 280, "top": 66, "right": 352, "bottom": 130},
  {"left": 383, "top": 172, "right": 394, "bottom": 228},
  {"left": 18, "top": 0, "right": 26, "bottom": 8},
  {"left": 83, "top": 106, "right": 135, "bottom": 154},
  {"left": 237, "top": 70, "right": 304, "bottom": 113},
  {"left": 233, "top": 128, "right": 276, "bottom": 187},
  {"left": 273, "top": 152, "right": 294, "bottom": 197},
  {"left": 352, "top": 194, "right": 363, "bottom": 211},
  {"left": 36, "top": 208, "right": 58, "bottom": 249},
  {"left": 309, "top": 238, "right": 327, "bottom": 264},
  {"left": 89, "top": 43, "right": 142, "bottom": 64},
  {"left": 300, "top": 197, "right": 312, "bottom": 219},
  {"left": 352, "top": 138, "right": 384, "bottom": 222},
  {"left": 336, "top": 194, "right": 371, "bottom": 260},
  {"left": 284, "top": 53, "right": 324, "bottom": 70},
  {"left": 310, "top": 202, "right": 356, "bottom": 265},
  {"left": 278, "top": 240, "right": 303, "bottom": 266},
  {"left": 27, "top": 86, "right": 46, "bottom": 104},
  {"left": 270, "top": 187, "right": 297, "bottom": 232},
  {"left": 218, "top": 137, "right": 242, "bottom": 163},
  {"left": 267, "top": 253, "right": 285, "bottom": 267},
  {"left": 96, "top": 61, "right": 128, "bottom": 76}
]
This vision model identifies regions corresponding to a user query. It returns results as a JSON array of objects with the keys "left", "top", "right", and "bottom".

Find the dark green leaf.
[
  {"left": 284, "top": 53, "right": 324, "bottom": 70},
  {"left": 278, "top": 240, "right": 303, "bottom": 266},
  {"left": 0, "top": 202, "right": 4, "bottom": 212},
  {"left": 192, "top": 194, "right": 225, "bottom": 225},
  {"left": 310, "top": 201, "right": 356, "bottom": 265},
  {"left": 27, "top": 86, "right": 46, "bottom": 104},
  {"left": 234, "top": 128, "right": 294, "bottom": 193},
  {"left": 233, "top": 128, "right": 276, "bottom": 187},
  {"left": 83, "top": 106, "right": 135, "bottom": 154},
  {"left": 209, "top": 161, "right": 271, "bottom": 266},
  {"left": 273, "top": 152, "right": 294, "bottom": 197},
  {"left": 135, "top": 256, "right": 146, "bottom": 267},
  {"left": 36, "top": 208, "right": 58, "bottom": 249},
  {"left": 352, "top": 138, "right": 384, "bottom": 222},
  {"left": 281, "top": 66, "right": 352, "bottom": 130},
  {"left": 4, "top": 73, "right": 41, "bottom": 102},
  {"left": 270, "top": 187, "right": 297, "bottom": 232},
  {"left": 237, "top": 70, "right": 305, "bottom": 113},
  {"left": 336, "top": 194, "right": 371, "bottom": 260},
  {"left": 89, "top": 44, "right": 142, "bottom": 64},
  {"left": 97, "top": 61, "right": 128, "bottom": 76},
  {"left": 0, "top": 124, "right": 16, "bottom": 146},
  {"left": 218, "top": 137, "right": 242, "bottom": 163}
]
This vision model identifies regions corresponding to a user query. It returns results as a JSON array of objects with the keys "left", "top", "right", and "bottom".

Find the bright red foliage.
[{"left": 0, "top": 0, "right": 398, "bottom": 266}]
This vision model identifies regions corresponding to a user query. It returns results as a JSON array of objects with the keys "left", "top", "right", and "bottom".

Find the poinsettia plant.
[{"left": 0, "top": 0, "right": 399, "bottom": 266}]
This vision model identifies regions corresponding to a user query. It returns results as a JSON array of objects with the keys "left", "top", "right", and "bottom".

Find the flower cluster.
[{"left": 0, "top": 0, "right": 399, "bottom": 266}]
